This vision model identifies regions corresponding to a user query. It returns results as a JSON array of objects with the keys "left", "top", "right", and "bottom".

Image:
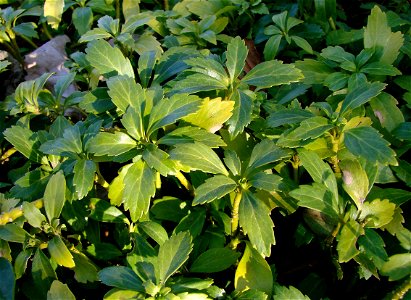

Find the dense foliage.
[{"left": 0, "top": 0, "right": 410, "bottom": 299}]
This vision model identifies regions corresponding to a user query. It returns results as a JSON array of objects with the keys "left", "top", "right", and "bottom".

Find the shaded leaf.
[
  {"left": 380, "top": 254, "right": 411, "bottom": 281},
  {"left": 32, "top": 248, "right": 57, "bottom": 298},
  {"left": 47, "top": 280, "right": 75, "bottom": 300},
  {"left": 0, "top": 257, "right": 15, "bottom": 300},
  {"left": 193, "top": 175, "right": 237, "bottom": 205},
  {"left": 226, "top": 36, "right": 248, "bottom": 82},
  {"left": 99, "top": 266, "right": 144, "bottom": 291},
  {"left": 44, "top": 171, "right": 66, "bottom": 223},
  {"left": 3, "top": 126, "right": 44, "bottom": 163},
  {"left": 190, "top": 248, "right": 240, "bottom": 273},
  {"left": 337, "top": 220, "right": 364, "bottom": 262}
]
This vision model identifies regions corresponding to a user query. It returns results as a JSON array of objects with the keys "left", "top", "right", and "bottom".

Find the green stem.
[
  {"left": 0, "top": 199, "right": 43, "bottom": 225},
  {"left": 115, "top": 0, "right": 121, "bottom": 20},
  {"left": 1, "top": 148, "right": 17, "bottom": 163},
  {"left": 175, "top": 171, "right": 194, "bottom": 195},
  {"left": 391, "top": 279, "right": 411, "bottom": 300},
  {"left": 2, "top": 40, "right": 23, "bottom": 67},
  {"left": 20, "top": 35, "right": 38, "bottom": 49},
  {"left": 42, "top": 23, "right": 53, "bottom": 40},
  {"left": 292, "top": 154, "right": 300, "bottom": 183},
  {"left": 328, "top": 17, "right": 337, "bottom": 31},
  {"left": 95, "top": 164, "right": 109, "bottom": 188},
  {"left": 330, "top": 130, "right": 341, "bottom": 175},
  {"left": 231, "top": 190, "right": 242, "bottom": 237},
  {"left": 163, "top": 0, "right": 169, "bottom": 10}
]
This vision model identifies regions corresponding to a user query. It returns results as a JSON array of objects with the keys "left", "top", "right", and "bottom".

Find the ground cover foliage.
[{"left": 0, "top": 0, "right": 410, "bottom": 299}]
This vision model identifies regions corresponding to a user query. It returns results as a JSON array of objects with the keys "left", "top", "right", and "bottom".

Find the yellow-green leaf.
[
  {"left": 44, "top": 0, "right": 64, "bottom": 29},
  {"left": 48, "top": 236, "right": 75, "bottom": 268}
]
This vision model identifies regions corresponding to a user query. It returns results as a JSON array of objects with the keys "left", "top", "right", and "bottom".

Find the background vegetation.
[{"left": 0, "top": 0, "right": 410, "bottom": 299}]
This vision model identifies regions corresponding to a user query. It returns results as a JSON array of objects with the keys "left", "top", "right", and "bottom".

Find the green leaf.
[
  {"left": 190, "top": 248, "right": 240, "bottom": 273},
  {"left": 3, "top": 125, "right": 44, "bottom": 163},
  {"left": 358, "top": 229, "right": 388, "bottom": 269},
  {"left": 89, "top": 198, "right": 128, "bottom": 223},
  {"left": 87, "top": 242, "right": 122, "bottom": 260},
  {"left": 14, "top": 249, "right": 32, "bottom": 280},
  {"left": 47, "top": 280, "right": 76, "bottom": 300},
  {"left": 295, "top": 59, "right": 333, "bottom": 85},
  {"left": 44, "top": 0, "right": 64, "bottom": 29},
  {"left": 183, "top": 97, "right": 234, "bottom": 133},
  {"left": 249, "top": 172, "right": 284, "bottom": 192},
  {"left": 223, "top": 150, "right": 242, "bottom": 176},
  {"left": 72, "top": 7, "right": 93, "bottom": 36},
  {"left": 99, "top": 266, "right": 144, "bottom": 291},
  {"left": 48, "top": 235, "right": 75, "bottom": 268},
  {"left": 226, "top": 36, "right": 247, "bottom": 82},
  {"left": 169, "top": 142, "right": 228, "bottom": 175},
  {"left": 234, "top": 289, "right": 268, "bottom": 300},
  {"left": 0, "top": 224, "right": 27, "bottom": 243},
  {"left": 380, "top": 253, "right": 411, "bottom": 281},
  {"left": 193, "top": 175, "right": 237, "bottom": 205},
  {"left": 324, "top": 72, "right": 350, "bottom": 91},
  {"left": 344, "top": 126, "right": 397, "bottom": 166},
  {"left": 85, "top": 39, "right": 134, "bottom": 78},
  {"left": 340, "top": 159, "right": 369, "bottom": 209},
  {"left": 298, "top": 149, "right": 339, "bottom": 204},
  {"left": 274, "top": 284, "right": 310, "bottom": 300},
  {"left": 392, "top": 122, "right": 411, "bottom": 140},
  {"left": 40, "top": 125, "right": 83, "bottom": 158},
  {"left": 79, "top": 28, "right": 112, "bottom": 43},
  {"left": 158, "top": 126, "right": 225, "bottom": 148},
  {"left": 291, "top": 36, "right": 313, "bottom": 54},
  {"left": 340, "top": 81, "right": 386, "bottom": 116},
  {"left": 370, "top": 93, "right": 405, "bottom": 132},
  {"left": 171, "top": 73, "right": 228, "bottom": 94},
  {"left": 72, "top": 252, "right": 99, "bottom": 283},
  {"left": 173, "top": 208, "right": 206, "bottom": 239},
  {"left": 44, "top": 171, "right": 66, "bottom": 223},
  {"left": 320, "top": 46, "right": 355, "bottom": 63},
  {"left": 277, "top": 116, "right": 333, "bottom": 148},
  {"left": 359, "top": 199, "right": 396, "bottom": 228},
  {"left": 360, "top": 62, "right": 401, "bottom": 76},
  {"left": 148, "top": 94, "right": 202, "bottom": 136},
  {"left": 364, "top": 5, "right": 404, "bottom": 65},
  {"left": 0, "top": 257, "right": 15, "bottom": 300},
  {"left": 267, "top": 108, "right": 314, "bottom": 128},
  {"left": 23, "top": 201, "right": 46, "bottom": 228},
  {"left": 107, "top": 75, "right": 144, "bottom": 113},
  {"left": 246, "top": 139, "right": 291, "bottom": 176},
  {"left": 103, "top": 289, "right": 143, "bottom": 300},
  {"left": 239, "top": 190, "right": 275, "bottom": 257},
  {"left": 73, "top": 159, "right": 96, "bottom": 199},
  {"left": 337, "top": 220, "right": 364, "bottom": 262},
  {"left": 32, "top": 248, "right": 57, "bottom": 298},
  {"left": 227, "top": 89, "right": 254, "bottom": 138},
  {"left": 264, "top": 34, "right": 282, "bottom": 61},
  {"left": 157, "top": 231, "right": 193, "bottom": 284},
  {"left": 123, "top": 161, "right": 156, "bottom": 222},
  {"left": 121, "top": 106, "right": 145, "bottom": 141},
  {"left": 235, "top": 242, "right": 273, "bottom": 296},
  {"left": 139, "top": 221, "right": 168, "bottom": 246},
  {"left": 143, "top": 144, "right": 176, "bottom": 176},
  {"left": 290, "top": 183, "right": 339, "bottom": 221},
  {"left": 138, "top": 51, "right": 156, "bottom": 88},
  {"left": 89, "top": 132, "right": 137, "bottom": 157},
  {"left": 242, "top": 60, "right": 303, "bottom": 90}
]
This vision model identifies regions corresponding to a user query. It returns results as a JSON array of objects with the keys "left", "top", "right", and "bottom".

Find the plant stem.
[
  {"left": 20, "top": 35, "right": 38, "bottom": 49},
  {"left": 330, "top": 129, "right": 341, "bottom": 175},
  {"left": 163, "top": 0, "right": 169, "bottom": 10},
  {"left": 174, "top": 171, "right": 194, "bottom": 195},
  {"left": 0, "top": 199, "right": 43, "bottom": 225},
  {"left": 42, "top": 23, "right": 53, "bottom": 40},
  {"left": 292, "top": 154, "right": 300, "bottom": 183},
  {"left": 95, "top": 164, "right": 109, "bottom": 188},
  {"left": 391, "top": 279, "right": 411, "bottom": 300},
  {"left": 115, "top": 0, "right": 121, "bottom": 20},
  {"left": 231, "top": 190, "right": 242, "bottom": 237},
  {"left": 1, "top": 148, "right": 17, "bottom": 163}
]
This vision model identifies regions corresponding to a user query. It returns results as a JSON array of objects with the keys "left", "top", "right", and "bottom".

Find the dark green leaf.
[
  {"left": 360, "top": 62, "right": 401, "bottom": 76},
  {"left": 193, "top": 175, "right": 237, "bottom": 205},
  {"left": 223, "top": 150, "right": 242, "bottom": 176},
  {"left": 249, "top": 172, "right": 284, "bottom": 192},
  {"left": 87, "top": 242, "right": 123, "bottom": 260},
  {"left": 174, "top": 208, "right": 206, "bottom": 239},
  {"left": 320, "top": 46, "right": 355, "bottom": 63},
  {"left": 267, "top": 109, "right": 314, "bottom": 128},
  {"left": 264, "top": 34, "right": 282, "bottom": 60},
  {"left": 44, "top": 171, "right": 66, "bottom": 223},
  {"left": 171, "top": 73, "right": 228, "bottom": 94},
  {"left": 72, "top": 7, "right": 93, "bottom": 36},
  {"left": 170, "top": 142, "right": 228, "bottom": 175},
  {"left": 40, "top": 125, "right": 83, "bottom": 158},
  {"left": 226, "top": 36, "right": 247, "bottom": 82},
  {"left": 89, "top": 198, "right": 128, "bottom": 223},
  {"left": 72, "top": 251, "right": 99, "bottom": 283},
  {"left": 88, "top": 132, "right": 137, "bottom": 157},
  {"left": 239, "top": 190, "right": 275, "bottom": 257},
  {"left": 344, "top": 126, "right": 397, "bottom": 165},
  {"left": 79, "top": 28, "right": 112, "bottom": 43},
  {"left": 47, "top": 280, "right": 75, "bottom": 300},
  {"left": 227, "top": 89, "right": 254, "bottom": 138},
  {"left": 143, "top": 144, "right": 176, "bottom": 176},
  {"left": 138, "top": 51, "right": 156, "bottom": 88},
  {"left": 85, "top": 39, "right": 134, "bottom": 78},
  {"left": 340, "top": 81, "right": 386, "bottom": 116},
  {"left": 358, "top": 229, "right": 388, "bottom": 269},
  {"left": 0, "top": 257, "right": 15, "bottom": 300},
  {"left": 242, "top": 60, "right": 303, "bottom": 90},
  {"left": 157, "top": 231, "right": 193, "bottom": 284},
  {"left": 277, "top": 116, "right": 333, "bottom": 148},
  {"left": 73, "top": 159, "right": 96, "bottom": 199},
  {"left": 98, "top": 266, "right": 144, "bottom": 291},
  {"left": 190, "top": 248, "right": 240, "bottom": 273},
  {"left": 14, "top": 249, "right": 32, "bottom": 280},
  {"left": 235, "top": 242, "right": 273, "bottom": 296},
  {"left": 123, "top": 161, "right": 156, "bottom": 222},
  {"left": 295, "top": 59, "right": 333, "bottom": 85},
  {"left": 32, "top": 248, "right": 57, "bottom": 298}
]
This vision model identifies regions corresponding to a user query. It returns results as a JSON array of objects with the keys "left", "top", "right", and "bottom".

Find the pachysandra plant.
[{"left": 0, "top": 1, "right": 410, "bottom": 299}]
